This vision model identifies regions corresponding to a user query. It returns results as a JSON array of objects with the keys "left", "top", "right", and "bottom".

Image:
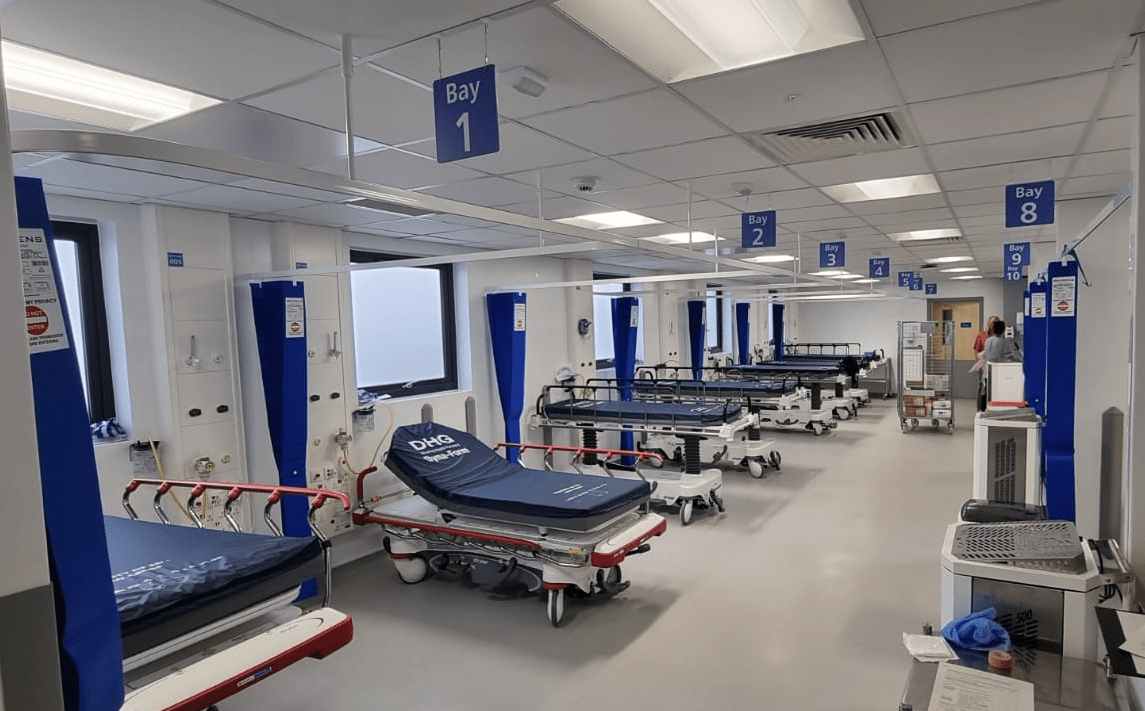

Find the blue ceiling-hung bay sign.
[
  {"left": 898, "top": 270, "right": 914, "bottom": 288},
  {"left": 1005, "top": 242, "right": 1031, "bottom": 267},
  {"left": 433, "top": 64, "right": 500, "bottom": 164},
  {"left": 1005, "top": 180, "right": 1055, "bottom": 228},
  {"left": 869, "top": 257, "right": 890, "bottom": 279},
  {"left": 925, "top": 283, "right": 937, "bottom": 295},
  {"left": 911, "top": 276, "right": 923, "bottom": 291},
  {"left": 741, "top": 210, "right": 777, "bottom": 248},
  {"left": 1005, "top": 265, "right": 1024, "bottom": 281},
  {"left": 819, "top": 241, "right": 845, "bottom": 269}
]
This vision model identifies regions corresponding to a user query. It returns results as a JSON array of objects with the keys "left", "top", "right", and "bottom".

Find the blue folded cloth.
[{"left": 941, "top": 607, "right": 1011, "bottom": 652}]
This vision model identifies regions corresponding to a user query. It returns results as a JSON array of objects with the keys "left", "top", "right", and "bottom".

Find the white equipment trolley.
[{"left": 897, "top": 320, "right": 955, "bottom": 434}]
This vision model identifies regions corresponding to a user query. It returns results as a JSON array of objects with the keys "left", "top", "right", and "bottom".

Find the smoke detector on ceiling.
[{"left": 572, "top": 176, "right": 599, "bottom": 193}]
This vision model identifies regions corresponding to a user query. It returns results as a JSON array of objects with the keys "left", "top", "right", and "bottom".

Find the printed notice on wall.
[
  {"left": 1050, "top": 276, "right": 1076, "bottom": 318},
  {"left": 20, "top": 228, "right": 70, "bottom": 354},
  {"left": 1030, "top": 292, "right": 1046, "bottom": 318},
  {"left": 630, "top": 305, "right": 639, "bottom": 328},
  {"left": 285, "top": 297, "right": 306, "bottom": 338},
  {"left": 514, "top": 303, "right": 526, "bottom": 331}
]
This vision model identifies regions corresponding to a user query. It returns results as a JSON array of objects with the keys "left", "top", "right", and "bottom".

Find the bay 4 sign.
[
  {"left": 820, "top": 241, "right": 845, "bottom": 268},
  {"left": 434, "top": 64, "right": 500, "bottom": 164},
  {"left": 741, "top": 210, "right": 776, "bottom": 248},
  {"left": 1005, "top": 180, "right": 1054, "bottom": 228},
  {"left": 869, "top": 257, "right": 890, "bottom": 279}
]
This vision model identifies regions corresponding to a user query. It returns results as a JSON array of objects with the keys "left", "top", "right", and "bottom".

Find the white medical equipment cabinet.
[
  {"left": 973, "top": 408, "right": 1044, "bottom": 506},
  {"left": 940, "top": 521, "right": 1132, "bottom": 661},
  {"left": 897, "top": 321, "right": 955, "bottom": 434}
]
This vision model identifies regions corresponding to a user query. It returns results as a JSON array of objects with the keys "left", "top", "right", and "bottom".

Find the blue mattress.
[
  {"left": 732, "top": 363, "right": 841, "bottom": 374},
  {"left": 385, "top": 422, "right": 651, "bottom": 532},
  {"left": 106, "top": 515, "right": 322, "bottom": 645},
  {"left": 635, "top": 379, "right": 797, "bottom": 398},
  {"left": 543, "top": 398, "right": 741, "bottom": 424}
]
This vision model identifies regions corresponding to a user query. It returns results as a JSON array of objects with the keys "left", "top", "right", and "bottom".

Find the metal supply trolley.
[
  {"left": 857, "top": 351, "right": 894, "bottom": 399},
  {"left": 897, "top": 321, "right": 955, "bottom": 434}
]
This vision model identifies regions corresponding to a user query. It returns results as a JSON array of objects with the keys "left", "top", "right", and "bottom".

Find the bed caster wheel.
[
  {"left": 901, "top": 421, "right": 910, "bottom": 434},
  {"left": 547, "top": 587, "right": 565, "bottom": 627},
  {"left": 812, "top": 422, "right": 824, "bottom": 436},
  {"left": 596, "top": 565, "right": 626, "bottom": 595},
  {"left": 709, "top": 491, "right": 725, "bottom": 513},
  {"left": 393, "top": 555, "right": 429, "bottom": 584},
  {"left": 748, "top": 459, "right": 765, "bottom": 479},
  {"left": 769, "top": 451, "right": 782, "bottom": 470},
  {"left": 680, "top": 499, "right": 695, "bottom": 526},
  {"left": 947, "top": 423, "right": 954, "bottom": 435}
]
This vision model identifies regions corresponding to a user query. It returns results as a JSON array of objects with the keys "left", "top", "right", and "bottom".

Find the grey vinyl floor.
[{"left": 225, "top": 398, "right": 973, "bottom": 710}]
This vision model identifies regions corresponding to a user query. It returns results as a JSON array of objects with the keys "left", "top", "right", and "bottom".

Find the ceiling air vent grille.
[{"left": 747, "top": 111, "right": 916, "bottom": 164}]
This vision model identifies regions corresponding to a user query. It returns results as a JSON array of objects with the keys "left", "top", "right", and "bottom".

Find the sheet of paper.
[
  {"left": 929, "top": 663, "right": 1034, "bottom": 711},
  {"left": 1114, "top": 611, "right": 1145, "bottom": 674}
]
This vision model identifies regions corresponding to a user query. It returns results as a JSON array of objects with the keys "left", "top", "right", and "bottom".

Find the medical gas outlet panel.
[
  {"left": 275, "top": 223, "right": 357, "bottom": 540},
  {"left": 147, "top": 206, "right": 249, "bottom": 530}
]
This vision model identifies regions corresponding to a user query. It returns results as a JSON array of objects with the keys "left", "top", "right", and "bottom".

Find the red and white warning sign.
[
  {"left": 19, "top": 228, "right": 69, "bottom": 354},
  {"left": 284, "top": 297, "right": 306, "bottom": 339},
  {"left": 1030, "top": 292, "right": 1046, "bottom": 318},
  {"left": 1050, "top": 275, "right": 1076, "bottom": 318},
  {"left": 26, "top": 305, "right": 48, "bottom": 335}
]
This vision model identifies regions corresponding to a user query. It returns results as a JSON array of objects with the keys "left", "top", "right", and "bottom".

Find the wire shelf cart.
[{"left": 898, "top": 321, "right": 955, "bottom": 434}]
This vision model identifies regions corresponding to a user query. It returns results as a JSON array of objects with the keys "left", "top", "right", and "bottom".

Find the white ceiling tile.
[
  {"left": 498, "top": 195, "right": 614, "bottom": 220},
  {"left": 419, "top": 176, "right": 541, "bottom": 207},
  {"left": 953, "top": 204, "right": 1005, "bottom": 219},
  {"left": 940, "top": 156, "right": 1071, "bottom": 192},
  {"left": 874, "top": 218, "right": 959, "bottom": 234},
  {"left": 1083, "top": 116, "right": 1133, "bottom": 153},
  {"left": 859, "top": 0, "right": 1042, "bottom": 37},
  {"left": 311, "top": 149, "right": 484, "bottom": 190},
  {"left": 777, "top": 205, "right": 853, "bottom": 222},
  {"left": 615, "top": 137, "right": 770, "bottom": 181},
  {"left": 928, "top": 124, "right": 1086, "bottom": 172},
  {"left": 226, "top": 178, "right": 355, "bottom": 203},
  {"left": 687, "top": 168, "right": 808, "bottom": 200},
  {"left": 847, "top": 194, "right": 949, "bottom": 215},
  {"left": 881, "top": 0, "right": 1135, "bottom": 103},
  {"left": 946, "top": 187, "right": 1004, "bottom": 207},
  {"left": 213, "top": 0, "right": 524, "bottom": 57},
  {"left": 1099, "top": 65, "right": 1135, "bottom": 119},
  {"left": 42, "top": 185, "right": 143, "bottom": 204},
  {"left": 1060, "top": 172, "right": 1131, "bottom": 197},
  {"left": 158, "top": 185, "right": 319, "bottom": 214},
  {"left": 506, "top": 158, "right": 659, "bottom": 196},
  {"left": 521, "top": 89, "right": 725, "bottom": 155},
  {"left": 2, "top": 0, "right": 336, "bottom": 100},
  {"left": 247, "top": 68, "right": 434, "bottom": 146},
  {"left": 790, "top": 148, "right": 931, "bottom": 185},
  {"left": 674, "top": 42, "right": 901, "bottom": 134},
  {"left": 638, "top": 200, "right": 741, "bottom": 223},
  {"left": 265, "top": 203, "right": 396, "bottom": 227},
  {"left": 408, "top": 123, "right": 593, "bottom": 174},
  {"left": 1072, "top": 150, "right": 1130, "bottom": 177},
  {"left": 20, "top": 159, "right": 209, "bottom": 198},
  {"left": 376, "top": 7, "right": 657, "bottom": 118},
  {"left": 369, "top": 218, "right": 467, "bottom": 236},
  {"left": 909, "top": 72, "right": 1106, "bottom": 144},
  {"left": 865, "top": 208, "right": 955, "bottom": 227},
  {"left": 782, "top": 217, "right": 868, "bottom": 233},
  {"left": 765, "top": 188, "right": 838, "bottom": 210},
  {"left": 589, "top": 183, "right": 692, "bottom": 210}
]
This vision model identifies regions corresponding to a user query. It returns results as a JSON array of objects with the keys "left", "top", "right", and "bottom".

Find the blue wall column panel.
[
  {"left": 249, "top": 281, "right": 310, "bottom": 539},
  {"left": 772, "top": 303, "right": 786, "bottom": 361},
  {"left": 612, "top": 296, "right": 639, "bottom": 464},
  {"left": 486, "top": 292, "right": 527, "bottom": 462},
  {"left": 687, "top": 300, "right": 706, "bottom": 380},
  {"left": 1043, "top": 261, "right": 1079, "bottom": 522},
  {"left": 1024, "top": 281, "right": 1048, "bottom": 416},
  {"left": 17, "top": 176, "right": 124, "bottom": 711},
  {"left": 735, "top": 303, "right": 751, "bottom": 365}
]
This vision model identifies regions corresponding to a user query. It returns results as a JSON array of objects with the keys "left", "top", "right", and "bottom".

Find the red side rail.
[{"left": 493, "top": 442, "right": 664, "bottom": 466}]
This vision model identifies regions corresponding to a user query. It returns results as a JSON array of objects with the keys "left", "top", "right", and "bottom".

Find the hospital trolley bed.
[
  {"left": 353, "top": 422, "right": 667, "bottom": 627},
  {"left": 534, "top": 381, "right": 780, "bottom": 517},
  {"left": 771, "top": 343, "right": 876, "bottom": 406},
  {"left": 633, "top": 369, "right": 837, "bottom": 437},
  {"left": 719, "top": 362, "right": 862, "bottom": 418},
  {"left": 116, "top": 478, "right": 354, "bottom": 711}
]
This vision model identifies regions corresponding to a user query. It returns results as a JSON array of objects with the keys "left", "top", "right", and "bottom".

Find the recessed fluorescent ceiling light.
[
  {"left": 344, "top": 198, "right": 436, "bottom": 217},
  {"left": 554, "top": 0, "right": 863, "bottom": 83},
  {"left": 822, "top": 174, "right": 941, "bottom": 204},
  {"left": 809, "top": 269, "right": 848, "bottom": 277},
  {"left": 743, "top": 254, "right": 795, "bottom": 263},
  {"left": 887, "top": 228, "right": 961, "bottom": 242},
  {"left": 852, "top": 278, "right": 881, "bottom": 284},
  {"left": 940, "top": 267, "right": 978, "bottom": 273},
  {"left": 926, "top": 255, "right": 973, "bottom": 264},
  {"left": 832, "top": 273, "right": 864, "bottom": 280},
  {"left": 951, "top": 275, "right": 984, "bottom": 280},
  {"left": 644, "top": 231, "right": 721, "bottom": 244},
  {"left": 555, "top": 211, "right": 662, "bottom": 229},
  {"left": 2, "top": 41, "right": 220, "bottom": 131}
]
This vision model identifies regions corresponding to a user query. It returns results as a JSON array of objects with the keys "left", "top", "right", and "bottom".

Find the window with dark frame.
[
  {"left": 591, "top": 273, "right": 646, "bottom": 369},
  {"left": 706, "top": 286, "right": 725, "bottom": 353},
  {"left": 349, "top": 250, "right": 458, "bottom": 399},
  {"left": 50, "top": 220, "right": 116, "bottom": 423}
]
